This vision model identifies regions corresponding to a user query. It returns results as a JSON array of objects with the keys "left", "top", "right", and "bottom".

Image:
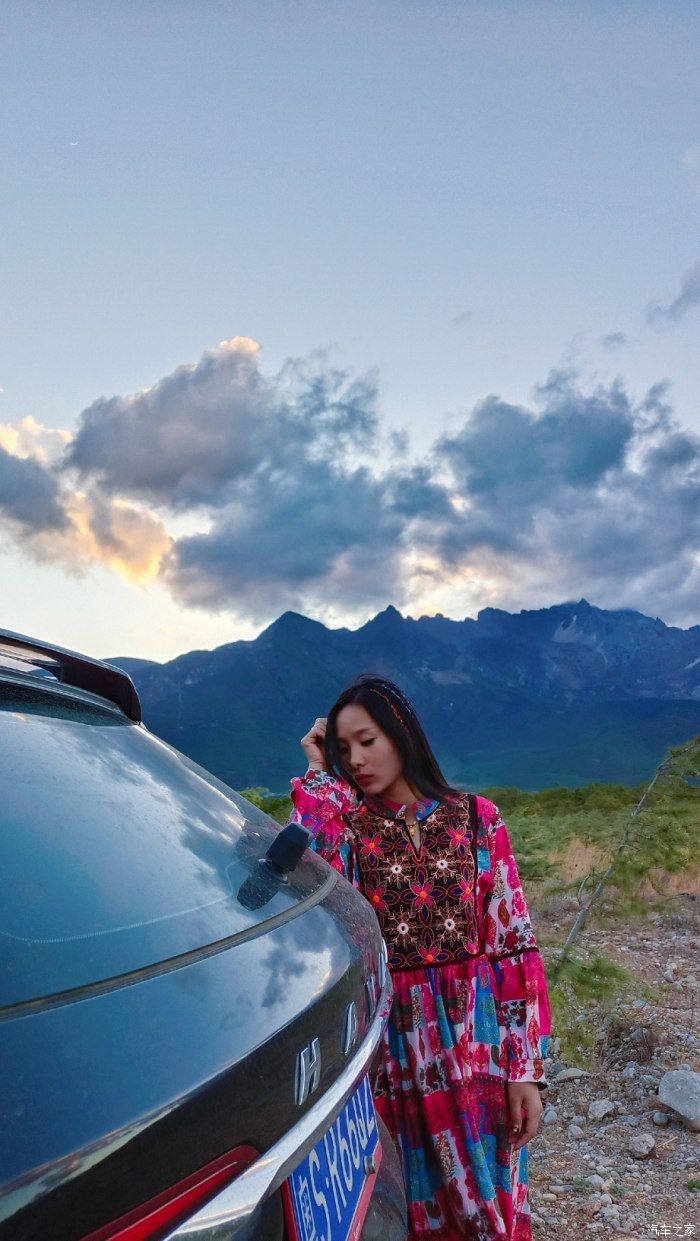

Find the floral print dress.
[{"left": 289, "top": 769, "right": 552, "bottom": 1241}]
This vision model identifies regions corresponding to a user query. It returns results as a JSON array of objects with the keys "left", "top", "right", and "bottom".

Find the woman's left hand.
[{"left": 506, "top": 1081, "right": 544, "bottom": 1150}]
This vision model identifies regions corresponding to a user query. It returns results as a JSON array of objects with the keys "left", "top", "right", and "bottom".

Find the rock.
[
  {"left": 571, "top": 1113, "right": 586, "bottom": 1125},
  {"left": 628, "top": 1132, "right": 656, "bottom": 1159},
  {"left": 542, "top": 1106, "right": 558, "bottom": 1124},
  {"left": 658, "top": 1068, "right": 700, "bottom": 1132},
  {"left": 555, "top": 1067, "right": 590, "bottom": 1082},
  {"left": 586, "top": 1174, "right": 605, "bottom": 1189},
  {"left": 568, "top": 1123, "right": 585, "bottom": 1139},
  {"left": 600, "top": 1193, "right": 613, "bottom": 1206},
  {"left": 652, "top": 1110, "right": 669, "bottom": 1126},
  {"left": 541, "top": 1192, "right": 557, "bottom": 1201},
  {"left": 588, "top": 1099, "right": 616, "bottom": 1121},
  {"left": 621, "top": 1062, "right": 637, "bottom": 1080}
]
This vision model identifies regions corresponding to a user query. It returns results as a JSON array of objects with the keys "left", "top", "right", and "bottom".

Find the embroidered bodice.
[{"left": 344, "top": 795, "right": 481, "bottom": 969}]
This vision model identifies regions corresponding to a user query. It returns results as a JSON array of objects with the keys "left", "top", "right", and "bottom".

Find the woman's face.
[{"left": 335, "top": 703, "right": 405, "bottom": 799}]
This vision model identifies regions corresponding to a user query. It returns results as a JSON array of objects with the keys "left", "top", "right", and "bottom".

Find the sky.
[{"left": 1, "top": 0, "right": 699, "bottom": 661}]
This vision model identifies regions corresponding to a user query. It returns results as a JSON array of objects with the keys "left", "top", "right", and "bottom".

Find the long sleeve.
[
  {"left": 477, "top": 797, "right": 552, "bottom": 1086},
  {"left": 288, "top": 767, "right": 359, "bottom": 882}
]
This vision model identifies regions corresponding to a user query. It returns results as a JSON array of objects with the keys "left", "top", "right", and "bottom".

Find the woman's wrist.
[{"left": 305, "top": 759, "right": 325, "bottom": 772}]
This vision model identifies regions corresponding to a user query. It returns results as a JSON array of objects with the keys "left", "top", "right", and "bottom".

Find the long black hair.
[{"left": 324, "top": 674, "right": 459, "bottom": 803}]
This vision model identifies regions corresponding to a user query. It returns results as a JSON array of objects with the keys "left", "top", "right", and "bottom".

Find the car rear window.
[{"left": 0, "top": 687, "right": 320, "bottom": 1009}]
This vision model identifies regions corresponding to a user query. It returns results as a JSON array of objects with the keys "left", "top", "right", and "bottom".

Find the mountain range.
[{"left": 110, "top": 600, "right": 700, "bottom": 791}]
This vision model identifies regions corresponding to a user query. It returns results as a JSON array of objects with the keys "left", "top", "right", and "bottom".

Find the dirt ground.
[{"left": 528, "top": 901, "right": 700, "bottom": 1239}]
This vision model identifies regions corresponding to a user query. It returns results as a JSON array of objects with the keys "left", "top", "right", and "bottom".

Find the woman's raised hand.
[{"left": 301, "top": 718, "right": 328, "bottom": 771}]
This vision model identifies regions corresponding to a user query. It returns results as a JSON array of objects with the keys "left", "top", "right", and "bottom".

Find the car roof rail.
[{"left": 0, "top": 628, "right": 142, "bottom": 722}]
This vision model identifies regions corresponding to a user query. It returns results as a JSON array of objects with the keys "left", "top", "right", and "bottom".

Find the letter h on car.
[{"left": 295, "top": 1038, "right": 322, "bottom": 1106}]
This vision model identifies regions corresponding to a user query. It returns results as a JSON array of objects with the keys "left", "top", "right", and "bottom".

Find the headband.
[{"left": 371, "top": 684, "right": 408, "bottom": 730}]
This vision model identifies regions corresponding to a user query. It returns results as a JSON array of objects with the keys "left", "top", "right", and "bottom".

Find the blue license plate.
[{"left": 287, "top": 1074, "right": 381, "bottom": 1241}]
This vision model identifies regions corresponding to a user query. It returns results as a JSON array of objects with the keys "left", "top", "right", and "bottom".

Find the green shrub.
[
  {"left": 549, "top": 952, "right": 632, "bottom": 1068},
  {"left": 240, "top": 787, "right": 293, "bottom": 824}
]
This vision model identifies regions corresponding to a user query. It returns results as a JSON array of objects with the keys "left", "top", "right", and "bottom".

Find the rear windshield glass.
[{"left": 0, "top": 693, "right": 320, "bottom": 1008}]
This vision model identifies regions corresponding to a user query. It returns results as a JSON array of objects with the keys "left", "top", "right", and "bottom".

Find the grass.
[
  {"left": 549, "top": 951, "right": 633, "bottom": 1069},
  {"left": 571, "top": 1175, "right": 596, "bottom": 1194}
]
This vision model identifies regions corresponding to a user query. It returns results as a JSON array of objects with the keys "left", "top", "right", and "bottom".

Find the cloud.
[
  {"left": 438, "top": 369, "right": 635, "bottom": 521},
  {"left": 0, "top": 427, "right": 169, "bottom": 583},
  {"left": 71, "top": 493, "right": 172, "bottom": 583},
  {"left": 0, "top": 446, "right": 68, "bottom": 535},
  {"left": 418, "top": 370, "right": 699, "bottom": 626},
  {"left": 0, "top": 415, "right": 71, "bottom": 465},
  {"left": 165, "top": 365, "right": 699, "bottom": 627},
  {"left": 66, "top": 338, "right": 379, "bottom": 511},
  {"left": 2, "top": 340, "right": 698, "bottom": 629},
  {"left": 65, "top": 338, "right": 273, "bottom": 509},
  {"left": 600, "top": 332, "right": 627, "bottom": 350},
  {"left": 646, "top": 261, "right": 700, "bottom": 327},
  {"left": 166, "top": 454, "right": 404, "bottom": 618}
]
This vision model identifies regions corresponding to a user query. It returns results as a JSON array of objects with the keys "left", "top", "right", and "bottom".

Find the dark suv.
[{"left": 0, "top": 630, "right": 406, "bottom": 1241}]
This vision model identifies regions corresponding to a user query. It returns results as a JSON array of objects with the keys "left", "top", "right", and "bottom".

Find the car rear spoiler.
[{"left": 0, "top": 629, "right": 142, "bottom": 722}]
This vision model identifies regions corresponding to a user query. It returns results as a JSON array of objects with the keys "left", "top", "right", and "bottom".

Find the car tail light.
[{"left": 80, "top": 1146, "right": 259, "bottom": 1241}]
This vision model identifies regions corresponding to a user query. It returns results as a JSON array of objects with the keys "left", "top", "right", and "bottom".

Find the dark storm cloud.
[
  {"left": 436, "top": 371, "right": 635, "bottom": 534},
  {"left": 425, "top": 370, "right": 700, "bottom": 621},
  {"left": 0, "top": 446, "right": 68, "bottom": 533},
  {"left": 166, "top": 457, "right": 405, "bottom": 617},
  {"left": 388, "top": 465, "right": 453, "bottom": 520},
  {"left": 646, "top": 261, "right": 700, "bottom": 327}
]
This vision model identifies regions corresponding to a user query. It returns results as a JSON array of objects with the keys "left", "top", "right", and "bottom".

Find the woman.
[{"left": 289, "top": 675, "right": 551, "bottom": 1241}]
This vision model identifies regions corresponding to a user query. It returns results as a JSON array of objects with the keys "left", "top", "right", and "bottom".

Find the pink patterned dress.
[{"left": 289, "top": 769, "right": 552, "bottom": 1241}]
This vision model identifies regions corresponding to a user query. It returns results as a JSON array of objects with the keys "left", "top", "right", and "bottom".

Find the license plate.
[{"left": 286, "top": 1074, "right": 381, "bottom": 1241}]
